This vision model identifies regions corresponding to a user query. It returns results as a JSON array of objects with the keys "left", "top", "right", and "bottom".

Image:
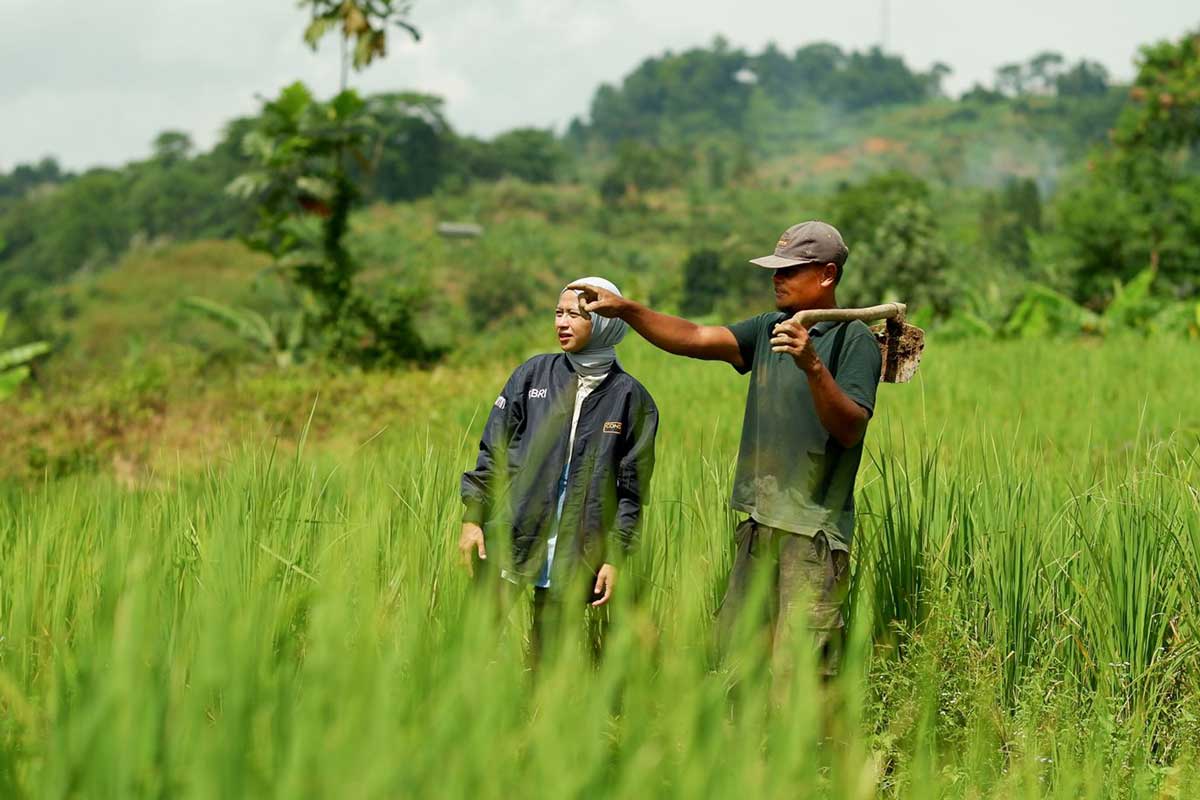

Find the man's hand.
[
  {"left": 591, "top": 563, "right": 616, "bottom": 606},
  {"left": 567, "top": 284, "right": 743, "bottom": 366},
  {"left": 458, "top": 522, "right": 487, "bottom": 577},
  {"left": 566, "top": 283, "right": 628, "bottom": 319},
  {"left": 771, "top": 318, "right": 822, "bottom": 375},
  {"left": 773, "top": 319, "right": 871, "bottom": 448}
]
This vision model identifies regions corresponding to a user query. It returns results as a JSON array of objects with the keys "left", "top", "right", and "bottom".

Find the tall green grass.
[{"left": 1, "top": 336, "right": 1198, "bottom": 797}]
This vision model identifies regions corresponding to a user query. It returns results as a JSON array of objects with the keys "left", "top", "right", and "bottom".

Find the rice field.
[{"left": 1, "top": 335, "right": 1198, "bottom": 798}]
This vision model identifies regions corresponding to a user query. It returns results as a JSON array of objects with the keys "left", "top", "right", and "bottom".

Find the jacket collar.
[{"left": 552, "top": 352, "right": 624, "bottom": 392}]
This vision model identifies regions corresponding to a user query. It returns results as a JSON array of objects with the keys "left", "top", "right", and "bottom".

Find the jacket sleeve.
[
  {"left": 609, "top": 390, "right": 659, "bottom": 555},
  {"left": 461, "top": 367, "right": 525, "bottom": 526}
]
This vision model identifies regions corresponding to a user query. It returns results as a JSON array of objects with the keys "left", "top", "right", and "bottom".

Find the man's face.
[
  {"left": 772, "top": 262, "right": 838, "bottom": 313},
  {"left": 554, "top": 291, "right": 594, "bottom": 353}
]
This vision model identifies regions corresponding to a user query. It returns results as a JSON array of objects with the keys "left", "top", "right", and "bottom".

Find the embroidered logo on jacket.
[
  {"left": 494, "top": 396, "right": 506, "bottom": 410},
  {"left": 528, "top": 388, "right": 548, "bottom": 399},
  {"left": 603, "top": 421, "right": 623, "bottom": 434}
]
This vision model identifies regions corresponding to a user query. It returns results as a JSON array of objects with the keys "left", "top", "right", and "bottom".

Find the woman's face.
[{"left": 555, "top": 290, "right": 594, "bottom": 353}]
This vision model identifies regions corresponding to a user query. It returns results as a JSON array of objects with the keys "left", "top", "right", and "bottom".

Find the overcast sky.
[{"left": 3, "top": 1, "right": 1197, "bottom": 172}]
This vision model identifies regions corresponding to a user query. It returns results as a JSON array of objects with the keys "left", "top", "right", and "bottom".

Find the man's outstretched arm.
[{"left": 568, "top": 283, "right": 745, "bottom": 369}]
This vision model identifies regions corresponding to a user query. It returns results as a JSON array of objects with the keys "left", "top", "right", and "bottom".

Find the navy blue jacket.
[{"left": 461, "top": 354, "right": 658, "bottom": 584}]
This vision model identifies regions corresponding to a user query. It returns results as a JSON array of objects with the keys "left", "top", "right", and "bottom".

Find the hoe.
[{"left": 789, "top": 303, "right": 925, "bottom": 383}]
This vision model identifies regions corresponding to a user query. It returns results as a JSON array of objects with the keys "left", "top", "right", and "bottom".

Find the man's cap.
[{"left": 750, "top": 220, "right": 848, "bottom": 270}]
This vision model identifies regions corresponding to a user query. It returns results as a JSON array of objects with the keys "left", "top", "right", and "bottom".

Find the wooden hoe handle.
[{"left": 790, "top": 303, "right": 907, "bottom": 327}]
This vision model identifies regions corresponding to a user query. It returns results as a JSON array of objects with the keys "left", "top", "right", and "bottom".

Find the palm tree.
[{"left": 300, "top": 1, "right": 421, "bottom": 90}]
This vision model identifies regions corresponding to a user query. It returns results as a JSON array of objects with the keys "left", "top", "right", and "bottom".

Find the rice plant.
[{"left": 0, "top": 336, "right": 1198, "bottom": 798}]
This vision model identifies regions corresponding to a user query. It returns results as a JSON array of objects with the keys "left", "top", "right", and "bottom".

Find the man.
[{"left": 570, "top": 220, "right": 881, "bottom": 687}]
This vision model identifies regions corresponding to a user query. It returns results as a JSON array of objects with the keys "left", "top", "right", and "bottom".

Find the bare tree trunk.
[{"left": 340, "top": 34, "right": 349, "bottom": 91}]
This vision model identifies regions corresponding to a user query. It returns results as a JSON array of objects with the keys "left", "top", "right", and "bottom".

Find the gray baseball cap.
[{"left": 750, "top": 220, "right": 848, "bottom": 269}]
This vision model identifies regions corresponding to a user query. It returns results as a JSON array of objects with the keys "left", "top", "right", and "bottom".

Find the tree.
[
  {"left": 1027, "top": 51, "right": 1065, "bottom": 95},
  {"left": 1049, "top": 153, "right": 1200, "bottom": 304},
  {"left": 486, "top": 129, "right": 568, "bottom": 184},
  {"left": 300, "top": 0, "right": 420, "bottom": 89},
  {"left": 228, "top": 83, "right": 436, "bottom": 365},
  {"left": 840, "top": 200, "right": 954, "bottom": 317},
  {"left": 1114, "top": 29, "right": 1200, "bottom": 152},
  {"left": 994, "top": 63, "right": 1026, "bottom": 97},
  {"left": 599, "top": 141, "right": 693, "bottom": 205},
  {"left": 830, "top": 47, "right": 933, "bottom": 110},
  {"left": 576, "top": 40, "right": 941, "bottom": 149},
  {"left": 1108, "top": 29, "right": 1200, "bottom": 292},
  {"left": 981, "top": 177, "right": 1042, "bottom": 268},
  {"left": 751, "top": 42, "right": 796, "bottom": 105},
  {"left": 0, "top": 158, "right": 69, "bottom": 201},
  {"left": 29, "top": 169, "right": 133, "bottom": 274},
  {"left": 679, "top": 249, "right": 725, "bottom": 316},
  {"left": 130, "top": 131, "right": 240, "bottom": 240},
  {"left": 925, "top": 62, "right": 953, "bottom": 98},
  {"left": 993, "top": 52, "right": 1109, "bottom": 102},
  {"left": 214, "top": 4, "right": 437, "bottom": 366},
  {"left": 364, "top": 92, "right": 453, "bottom": 200},
  {"left": 789, "top": 42, "right": 845, "bottom": 97},
  {"left": 961, "top": 83, "right": 1005, "bottom": 104},
  {"left": 1045, "top": 29, "right": 1200, "bottom": 304},
  {"left": 0, "top": 136, "right": 252, "bottom": 333},
  {"left": 827, "top": 171, "right": 930, "bottom": 252},
  {"left": 1055, "top": 61, "right": 1109, "bottom": 98},
  {"left": 152, "top": 131, "right": 194, "bottom": 164}
]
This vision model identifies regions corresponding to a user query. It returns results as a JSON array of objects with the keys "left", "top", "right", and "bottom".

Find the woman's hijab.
[{"left": 564, "top": 276, "right": 628, "bottom": 377}]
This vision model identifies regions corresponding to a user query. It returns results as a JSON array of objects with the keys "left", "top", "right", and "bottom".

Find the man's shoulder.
[
  {"left": 740, "top": 310, "right": 787, "bottom": 328},
  {"left": 831, "top": 320, "right": 883, "bottom": 398},
  {"left": 844, "top": 319, "right": 876, "bottom": 340},
  {"left": 841, "top": 321, "right": 882, "bottom": 361},
  {"left": 727, "top": 311, "right": 786, "bottom": 340}
]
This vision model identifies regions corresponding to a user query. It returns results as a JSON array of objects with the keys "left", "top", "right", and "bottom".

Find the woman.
[{"left": 458, "top": 277, "right": 658, "bottom": 656}]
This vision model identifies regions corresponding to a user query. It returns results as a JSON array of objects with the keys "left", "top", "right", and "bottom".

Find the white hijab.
[{"left": 563, "top": 277, "right": 628, "bottom": 378}]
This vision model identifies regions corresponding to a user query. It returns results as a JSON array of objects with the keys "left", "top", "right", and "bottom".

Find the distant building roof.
[
  {"left": 733, "top": 68, "right": 758, "bottom": 85},
  {"left": 436, "top": 222, "right": 484, "bottom": 238}
]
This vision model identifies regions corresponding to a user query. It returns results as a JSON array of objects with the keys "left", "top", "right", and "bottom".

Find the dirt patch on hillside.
[
  {"left": 862, "top": 136, "right": 904, "bottom": 155},
  {"left": 804, "top": 137, "right": 909, "bottom": 176},
  {"left": 811, "top": 151, "right": 854, "bottom": 174}
]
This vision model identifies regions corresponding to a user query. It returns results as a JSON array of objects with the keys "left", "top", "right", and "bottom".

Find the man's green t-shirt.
[{"left": 726, "top": 314, "right": 882, "bottom": 551}]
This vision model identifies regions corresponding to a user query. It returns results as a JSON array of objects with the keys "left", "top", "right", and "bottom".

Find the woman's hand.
[
  {"left": 458, "top": 522, "right": 487, "bottom": 577},
  {"left": 591, "top": 563, "right": 616, "bottom": 606}
]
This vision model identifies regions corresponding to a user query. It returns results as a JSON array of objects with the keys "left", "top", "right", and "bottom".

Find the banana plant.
[
  {"left": 1002, "top": 267, "right": 1165, "bottom": 338},
  {"left": 0, "top": 311, "right": 51, "bottom": 399},
  {"left": 182, "top": 297, "right": 306, "bottom": 368},
  {"left": 1148, "top": 298, "right": 1200, "bottom": 339},
  {"left": 1002, "top": 283, "right": 1101, "bottom": 338},
  {"left": 1097, "top": 267, "right": 1158, "bottom": 333}
]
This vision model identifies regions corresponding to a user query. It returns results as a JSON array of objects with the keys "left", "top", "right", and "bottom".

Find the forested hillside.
[
  {"left": 0, "top": 32, "right": 1197, "bottom": 390},
  {"left": 0, "top": 42, "right": 1130, "bottom": 321}
]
